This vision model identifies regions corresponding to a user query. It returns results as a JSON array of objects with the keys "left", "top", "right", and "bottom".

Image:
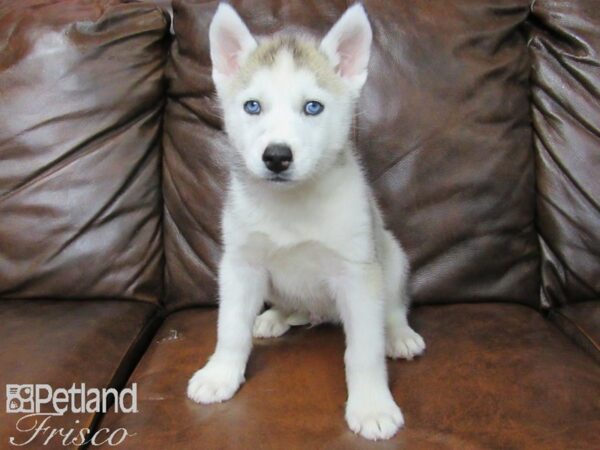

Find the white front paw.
[
  {"left": 187, "top": 362, "right": 244, "bottom": 404},
  {"left": 345, "top": 394, "right": 404, "bottom": 440},
  {"left": 253, "top": 309, "right": 290, "bottom": 338},
  {"left": 386, "top": 327, "right": 426, "bottom": 360}
]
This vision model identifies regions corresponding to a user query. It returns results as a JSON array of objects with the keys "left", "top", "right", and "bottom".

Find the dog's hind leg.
[
  {"left": 379, "top": 230, "right": 426, "bottom": 360},
  {"left": 253, "top": 307, "right": 292, "bottom": 338},
  {"left": 253, "top": 288, "right": 314, "bottom": 338}
]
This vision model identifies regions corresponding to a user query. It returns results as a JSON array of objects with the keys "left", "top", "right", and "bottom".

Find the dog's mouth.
[{"left": 266, "top": 174, "right": 291, "bottom": 183}]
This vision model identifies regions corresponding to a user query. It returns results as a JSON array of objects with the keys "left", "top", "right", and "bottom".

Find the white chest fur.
[{"left": 222, "top": 151, "right": 378, "bottom": 319}]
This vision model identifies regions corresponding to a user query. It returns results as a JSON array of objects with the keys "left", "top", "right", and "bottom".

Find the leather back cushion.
[
  {"left": 0, "top": 1, "right": 167, "bottom": 302},
  {"left": 530, "top": 0, "right": 600, "bottom": 306},
  {"left": 163, "top": 0, "right": 539, "bottom": 309}
]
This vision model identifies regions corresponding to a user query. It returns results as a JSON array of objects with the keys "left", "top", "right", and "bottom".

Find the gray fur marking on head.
[{"left": 233, "top": 34, "right": 343, "bottom": 92}]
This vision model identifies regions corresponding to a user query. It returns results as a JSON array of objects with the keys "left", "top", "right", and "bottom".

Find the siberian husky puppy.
[{"left": 187, "top": 3, "right": 425, "bottom": 440}]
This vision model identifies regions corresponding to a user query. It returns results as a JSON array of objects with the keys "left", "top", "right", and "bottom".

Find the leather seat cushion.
[
  {"left": 0, "top": 299, "right": 159, "bottom": 448},
  {"left": 550, "top": 301, "right": 600, "bottom": 363},
  {"left": 98, "top": 303, "right": 600, "bottom": 449}
]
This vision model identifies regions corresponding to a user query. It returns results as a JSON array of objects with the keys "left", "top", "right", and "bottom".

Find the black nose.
[{"left": 262, "top": 144, "right": 293, "bottom": 173}]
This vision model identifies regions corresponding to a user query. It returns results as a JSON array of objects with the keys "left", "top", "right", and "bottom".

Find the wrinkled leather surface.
[
  {"left": 530, "top": 0, "right": 600, "bottom": 306},
  {"left": 0, "top": 299, "right": 159, "bottom": 448},
  {"left": 98, "top": 304, "right": 600, "bottom": 449},
  {"left": 162, "top": 0, "right": 539, "bottom": 309},
  {"left": 0, "top": 1, "right": 167, "bottom": 302},
  {"left": 549, "top": 301, "right": 600, "bottom": 363}
]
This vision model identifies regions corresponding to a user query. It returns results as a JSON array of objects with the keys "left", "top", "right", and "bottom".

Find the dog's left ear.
[{"left": 320, "top": 4, "right": 372, "bottom": 92}]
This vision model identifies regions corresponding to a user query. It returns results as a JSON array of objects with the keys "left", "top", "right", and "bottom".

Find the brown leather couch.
[{"left": 1, "top": 1, "right": 599, "bottom": 449}]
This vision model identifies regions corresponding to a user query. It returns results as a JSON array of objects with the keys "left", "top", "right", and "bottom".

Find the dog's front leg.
[
  {"left": 334, "top": 262, "right": 404, "bottom": 441},
  {"left": 187, "top": 253, "right": 267, "bottom": 404}
]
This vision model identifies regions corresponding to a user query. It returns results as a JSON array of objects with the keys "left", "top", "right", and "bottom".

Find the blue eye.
[
  {"left": 244, "top": 100, "right": 261, "bottom": 115},
  {"left": 304, "top": 101, "right": 324, "bottom": 116}
]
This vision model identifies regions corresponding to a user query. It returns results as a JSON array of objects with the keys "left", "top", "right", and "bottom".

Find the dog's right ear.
[{"left": 209, "top": 3, "right": 257, "bottom": 85}]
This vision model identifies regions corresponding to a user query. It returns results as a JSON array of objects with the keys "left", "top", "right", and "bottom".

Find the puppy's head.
[{"left": 209, "top": 3, "right": 372, "bottom": 185}]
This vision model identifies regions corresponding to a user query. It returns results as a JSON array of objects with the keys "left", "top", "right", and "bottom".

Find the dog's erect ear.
[
  {"left": 320, "top": 4, "right": 372, "bottom": 92},
  {"left": 209, "top": 3, "right": 257, "bottom": 83}
]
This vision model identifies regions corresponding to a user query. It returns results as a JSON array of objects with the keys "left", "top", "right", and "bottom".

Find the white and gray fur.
[{"left": 187, "top": 3, "right": 425, "bottom": 441}]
